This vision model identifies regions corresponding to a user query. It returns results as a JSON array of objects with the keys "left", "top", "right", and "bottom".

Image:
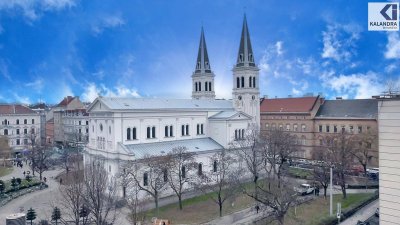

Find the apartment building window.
[
  {"left": 86, "top": 128, "right": 89, "bottom": 134},
  {"left": 24, "top": 139, "right": 28, "bottom": 145},
  {"left": 198, "top": 163, "right": 203, "bottom": 176},
  {"left": 319, "top": 138, "right": 323, "bottom": 146},
  {"left": 86, "top": 121, "right": 89, "bottom": 125},
  {"left": 78, "top": 129, "right": 81, "bottom": 134},
  {"left": 24, "top": 129, "right": 27, "bottom": 134},
  {"left": 213, "top": 160, "right": 218, "bottom": 172},
  {"left": 367, "top": 142, "right": 372, "bottom": 149},
  {"left": 302, "top": 124, "right": 306, "bottom": 132},
  {"left": 279, "top": 124, "right": 283, "bottom": 131},
  {"left": 293, "top": 124, "right": 298, "bottom": 132},
  {"left": 32, "top": 119, "right": 35, "bottom": 124},
  {"left": 79, "top": 121, "right": 81, "bottom": 125},
  {"left": 16, "top": 139, "right": 20, "bottom": 145},
  {"left": 334, "top": 125, "right": 338, "bottom": 133},
  {"left": 143, "top": 172, "right": 148, "bottom": 186},
  {"left": 272, "top": 124, "right": 276, "bottom": 130},
  {"left": 16, "top": 119, "right": 19, "bottom": 125},
  {"left": 4, "top": 129, "right": 8, "bottom": 135},
  {"left": 286, "top": 124, "right": 290, "bottom": 131},
  {"left": 319, "top": 125, "right": 323, "bottom": 132},
  {"left": 367, "top": 126, "right": 371, "bottom": 131},
  {"left": 24, "top": 119, "right": 27, "bottom": 124},
  {"left": 326, "top": 125, "right": 330, "bottom": 133},
  {"left": 265, "top": 123, "right": 269, "bottom": 130},
  {"left": 349, "top": 125, "right": 354, "bottom": 133},
  {"left": 358, "top": 126, "right": 362, "bottom": 133},
  {"left": 16, "top": 129, "right": 20, "bottom": 135}
]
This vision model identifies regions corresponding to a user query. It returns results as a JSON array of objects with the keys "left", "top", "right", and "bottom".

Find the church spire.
[
  {"left": 195, "top": 27, "right": 212, "bottom": 73},
  {"left": 236, "top": 14, "right": 255, "bottom": 67}
]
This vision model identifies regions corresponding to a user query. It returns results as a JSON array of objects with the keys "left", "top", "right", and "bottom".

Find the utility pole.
[{"left": 330, "top": 166, "right": 333, "bottom": 216}]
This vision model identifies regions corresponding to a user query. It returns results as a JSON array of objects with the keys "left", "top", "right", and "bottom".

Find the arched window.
[
  {"left": 143, "top": 172, "right": 148, "bottom": 186},
  {"left": 169, "top": 126, "right": 173, "bottom": 137},
  {"left": 237, "top": 77, "right": 240, "bottom": 88},
  {"left": 165, "top": 126, "right": 169, "bottom": 137},
  {"left": 241, "top": 129, "right": 245, "bottom": 139},
  {"left": 241, "top": 77, "right": 244, "bottom": 88},
  {"left": 235, "top": 130, "right": 238, "bottom": 140},
  {"left": 147, "top": 127, "right": 151, "bottom": 139},
  {"left": 195, "top": 82, "right": 198, "bottom": 92},
  {"left": 127, "top": 128, "right": 131, "bottom": 140},
  {"left": 253, "top": 77, "right": 256, "bottom": 88},
  {"left": 209, "top": 82, "right": 211, "bottom": 91},
  {"left": 197, "top": 124, "right": 200, "bottom": 135},
  {"left": 185, "top": 125, "right": 189, "bottom": 135},
  {"left": 213, "top": 160, "right": 218, "bottom": 172},
  {"left": 201, "top": 124, "right": 204, "bottom": 134},
  {"left": 181, "top": 125, "right": 185, "bottom": 136},
  {"left": 16, "top": 119, "right": 19, "bottom": 125},
  {"left": 205, "top": 82, "right": 208, "bottom": 91},
  {"left": 249, "top": 77, "right": 252, "bottom": 87},
  {"left": 198, "top": 163, "right": 203, "bottom": 176},
  {"left": 181, "top": 166, "right": 186, "bottom": 178},
  {"left": 152, "top": 126, "right": 156, "bottom": 138},
  {"left": 199, "top": 82, "right": 202, "bottom": 91},
  {"left": 4, "top": 129, "right": 8, "bottom": 135},
  {"left": 163, "top": 169, "right": 168, "bottom": 182},
  {"left": 132, "top": 127, "right": 137, "bottom": 139}
]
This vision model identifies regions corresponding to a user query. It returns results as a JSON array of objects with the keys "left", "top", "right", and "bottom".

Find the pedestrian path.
[{"left": 340, "top": 199, "right": 378, "bottom": 225}]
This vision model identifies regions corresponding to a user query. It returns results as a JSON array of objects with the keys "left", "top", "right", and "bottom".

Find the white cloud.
[
  {"left": 275, "top": 41, "right": 283, "bottom": 56},
  {"left": 13, "top": 93, "right": 31, "bottom": 104},
  {"left": 81, "top": 83, "right": 140, "bottom": 102},
  {"left": 384, "top": 32, "right": 400, "bottom": 59},
  {"left": 92, "top": 14, "right": 125, "bottom": 35},
  {"left": 321, "top": 23, "right": 361, "bottom": 62},
  {"left": 322, "top": 72, "right": 383, "bottom": 99},
  {"left": 0, "top": 0, "right": 76, "bottom": 21},
  {"left": 25, "top": 78, "right": 44, "bottom": 92},
  {"left": 0, "top": 58, "right": 11, "bottom": 81}
]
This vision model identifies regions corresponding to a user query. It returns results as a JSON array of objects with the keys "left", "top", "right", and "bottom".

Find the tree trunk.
[
  {"left": 155, "top": 196, "right": 159, "bottom": 216},
  {"left": 277, "top": 215, "right": 284, "bottom": 225},
  {"left": 218, "top": 195, "right": 223, "bottom": 217},
  {"left": 178, "top": 195, "right": 183, "bottom": 210},
  {"left": 323, "top": 186, "right": 327, "bottom": 198}
]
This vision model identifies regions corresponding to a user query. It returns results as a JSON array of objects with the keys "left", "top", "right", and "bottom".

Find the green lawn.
[
  {"left": 0, "top": 166, "right": 13, "bottom": 177},
  {"left": 288, "top": 167, "right": 313, "bottom": 179},
  {"left": 262, "top": 193, "right": 375, "bottom": 225}
]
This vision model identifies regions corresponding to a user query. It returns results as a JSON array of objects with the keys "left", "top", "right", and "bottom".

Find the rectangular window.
[
  {"left": 334, "top": 125, "right": 337, "bottom": 133},
  {"left": 16, "top": 139, "right": 20, "bottom": 145},
  {"left": 16, "top": 129, "right": 20, "bottom": 135},
  {"left": 79, "top": 121, "right": 81, "bottom": 125},
  {"left": 302, "top": 125, "right": 306, "bottom": 132},
  {"left": 86, "top": 121, "right": 89, "bottom": 125},
  {"left": 24, "top": 139, "right": 28, "bottom": 145},
  {"left": 32, "top": 119, "right": 35, "bottom": 124},
  {"left": 197, "top": 124, "right": 200, "bottom": 135},
  {"left": 181, "top": 125, "right": 185, "bottom": 136},
  {"left": 326, "top": 125, "right": 330, "bottom": 133},
  {"left": 286, "top": 124, "right": 290, "bottom": 131},
  {"left": 349, "top": 125, "right": 354, "bottom": 132},
  {"left": 24, "top": 129, "right": 27, "bottom": 134},
  {"left": 358, "top": 126, "right": 362, "bottom": 133},
  {"left": 186, "top": 125, "right": 189, "bottom": 135},
  {"left": 319, "top": 125, "right": 322, "bottom": 132},
  {"left": 151, "top": 127, "right": 156, "bottom": 138},
  {"left": 293, "top": 124, "right": 298, "bottom": 132},
  {"left": 201, "top": 124, "right": 204, "bottom": 134}
]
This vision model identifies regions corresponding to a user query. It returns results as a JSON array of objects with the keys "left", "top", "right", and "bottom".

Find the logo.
[{"left": 368, "top": 2, "right": 399, "bottom": 31}]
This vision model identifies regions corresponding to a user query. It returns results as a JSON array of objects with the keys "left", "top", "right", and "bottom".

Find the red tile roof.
[
  {"left": 0, "top": 104, "right": 37, "bottom": 114},
  {"left": 57, "top": 96, "right": 75, "bottom": 107},
  {"left": 260, "top": 96, "right": 320, "bottom": 113}
]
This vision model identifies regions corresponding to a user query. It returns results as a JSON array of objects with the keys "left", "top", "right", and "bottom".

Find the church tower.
[
  {"left": 192, "top": 27, "right": 216, "bottom": 100},
  {"left": 232, "top": 15, "right": 260, "bottom": 127}
]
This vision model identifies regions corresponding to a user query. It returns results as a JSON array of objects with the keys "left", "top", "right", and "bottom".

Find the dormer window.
[
  {"left": 239, "top": 54, "right": 243, "bottom": 62},
  {"left": 205, "top": 61, "right": 209, "bottom": 69},
  {"left": 249, "top": 53, "right": 253, "bottom": 62}
]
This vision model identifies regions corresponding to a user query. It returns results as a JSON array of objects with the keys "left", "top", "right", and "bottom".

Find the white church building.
[{"left": 85, "top": 15, "right": 260, "bottom": 197}]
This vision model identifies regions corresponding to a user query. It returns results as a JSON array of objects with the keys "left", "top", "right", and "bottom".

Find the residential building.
[
  {"left": 377, "top": 95, "right": 400, "bottom": 224},
  {"left": 63, "top": 109, "right": 89, "bottom": 146},
  {"left": 314, "top": 99, "right": 379, "bottom": 166},
  {"left": 0, "top": 104, "right": 41, "bottom": 155},
  {"left": 260, "top": 96, "right": 323, "bottom": 158}
]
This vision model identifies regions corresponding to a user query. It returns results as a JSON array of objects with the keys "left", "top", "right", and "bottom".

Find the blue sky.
[{"left": 0, "top": 0, "right": 399, "bottom": 104}]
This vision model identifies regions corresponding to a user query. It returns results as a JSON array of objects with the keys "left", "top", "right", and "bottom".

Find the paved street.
[{"left": 340, "top": 199, "right": 379, "bottom": 225}]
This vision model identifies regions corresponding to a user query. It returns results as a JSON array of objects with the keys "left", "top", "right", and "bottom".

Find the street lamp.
[{"left": 330, "top": 166, "right": 333, "bottom": 216}]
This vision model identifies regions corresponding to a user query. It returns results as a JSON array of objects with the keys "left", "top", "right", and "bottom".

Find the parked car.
[
  {"left": 356, "top": 221, "right": 370, "bottom": 225},
  {"left": 375, "top": 208, "right": 379, "bottom": 217},
  {"left": 295, "top": 184, "right": 315, "bottom": 195}
]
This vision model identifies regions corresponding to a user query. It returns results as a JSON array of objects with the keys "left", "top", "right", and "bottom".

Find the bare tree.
[
  {"left": 195, "top": 149, "right": 240, "bottom": 217},
  {"left": 312, "top": 147, "right": 332, "bottom": 198},
  {"left": 351, "top": 128, "right": 378, "bottom": 177},
  {"left": 0, "top": 135, "right": 12, "bottom": 159},
  {"left": 230, "top": 125, "right": 263, "bottom": 200},
  {"left": 262, "top": 129, "right": 299, "bottom": 184},
  {"left": 31, "top": 146, "right": 52, "bottom": 181},
  {"left": 324, "top": 131, "right": 355, "bottom": 199},
  {"left": 128, "top": 155, "right": 168, "bottom": 216},
  {"left": 165, "top": 146, "right": 196, "bottom": 210},
  {"left": 83, "top": 160, "right": 117, "bottom": 225},
  {"left": 59, "top": 170, "right": 87, "bottom": 225}
]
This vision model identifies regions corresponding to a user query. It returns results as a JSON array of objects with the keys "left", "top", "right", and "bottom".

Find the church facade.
[{"left": 85, "top": 15, "right": 260, "bottom": 197}]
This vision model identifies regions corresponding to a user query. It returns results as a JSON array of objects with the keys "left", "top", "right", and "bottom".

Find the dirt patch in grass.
[
  {"left": 56, "top": 170, "right": 84, "bottom": 185},
  {"left": 143, "top": 193, "right": 255, "bottom": 224}
]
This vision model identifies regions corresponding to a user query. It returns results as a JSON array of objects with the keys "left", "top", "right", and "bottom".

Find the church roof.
[
  {"left": 209, "top": 110, "right": 252, "bottom": 120},
  {"left": 122, "top": 137, "right": 224, "bottom": 158},
  {"left": 236, "top": 14, "right": 256, "bottom": 68},
  {"left": 194, "top": 27, "right": 212, "bottom": 74},
  {"left": 94, "top": 97, "right": 234, "bottom": 111}
]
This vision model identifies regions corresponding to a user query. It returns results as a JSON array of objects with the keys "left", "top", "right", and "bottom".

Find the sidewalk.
[{"left": 340, "top": 199, "right": 378, "bottom": 225}]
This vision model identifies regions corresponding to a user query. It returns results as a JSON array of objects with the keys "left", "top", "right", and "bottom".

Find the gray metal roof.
[
  {"left": 315, "top": 99, "right": 378, "bottom": 119},
  {"left": 98, "top": 97, "right": 233, "bottom": 111},
  {"left": 123, "top": 137, "right": 224, "bottom": 158}
]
